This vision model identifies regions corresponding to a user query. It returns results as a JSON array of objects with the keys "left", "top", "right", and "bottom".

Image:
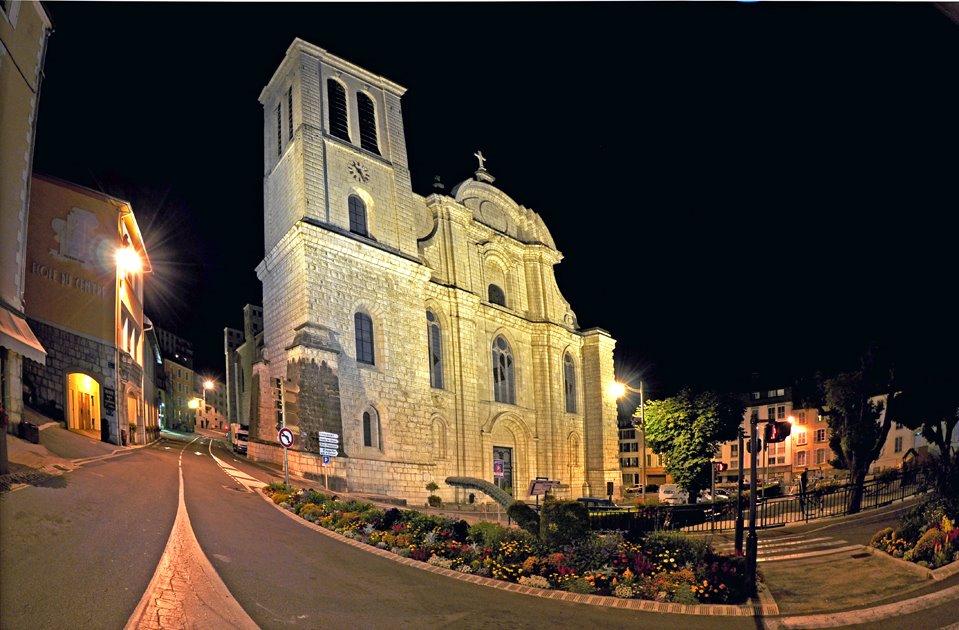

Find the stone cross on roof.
[{"left": 473, "top": 150, "right": 495, "bottom": 183}]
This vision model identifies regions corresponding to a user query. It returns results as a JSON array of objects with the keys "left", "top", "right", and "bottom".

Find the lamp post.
[
  {"left": 611, "top": 380, "right": 646, "bottom": 502},
  {"left": 202, "top": 379, "right": 213, "bottom": 429},
  {"left": 746, "top": 410, "right": 759, "bottom": 596}
]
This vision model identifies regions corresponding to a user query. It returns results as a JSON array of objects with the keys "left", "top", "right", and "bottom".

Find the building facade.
[
  {"left": 251, "top": 39, "right": 621, "bottom": 504},
  {"left": 0, "top": 0, "right": 51, "bottom": 467},
  {"left": 618, "top": 419, "right": 668, "bottom": 490},
  {"left": 23, "top": 175, "right": 151, "bottom": 445},
  {"left": 224, "top": 304, "right": 262, "bottom": 429}
]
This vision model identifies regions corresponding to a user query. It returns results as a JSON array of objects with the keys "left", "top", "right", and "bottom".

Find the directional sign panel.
[
  {"left": 278, "top": 427, "right": 294, "bottom": 448},
  {"left": 319, "top": 447, "right": 339, "bottom": 457}
]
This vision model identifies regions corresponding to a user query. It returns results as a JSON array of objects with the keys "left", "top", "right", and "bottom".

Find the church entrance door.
[{"left": 493, "top": 446, "right": 513, "bottom": 496}]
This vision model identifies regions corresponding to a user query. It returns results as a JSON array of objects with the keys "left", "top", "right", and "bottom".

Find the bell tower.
[{"left": 258, "top": 38, "right": 419, "bottom": 258}]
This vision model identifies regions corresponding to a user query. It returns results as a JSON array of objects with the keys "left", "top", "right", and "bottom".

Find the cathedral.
[{"left": 250, "top": 38, "right": 621, "bottom": 505}]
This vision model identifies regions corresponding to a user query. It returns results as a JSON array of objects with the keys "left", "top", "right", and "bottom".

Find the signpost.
[
  {"left": 317, "top": 431, "right": 339, "bottom": 490},
  {"left": 278, "top": 427, "right": 293, "bottom": 487},
  {"left": 527, "top": 477, "right": 558, "bottom": 512},
  {"left": 493, "top": 459, "right": 504, "bottom": 478}
]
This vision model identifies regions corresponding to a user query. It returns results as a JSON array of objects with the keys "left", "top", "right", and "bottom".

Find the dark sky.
[{"left": 32, "top": 2, "right": 959, "bottom": 400}]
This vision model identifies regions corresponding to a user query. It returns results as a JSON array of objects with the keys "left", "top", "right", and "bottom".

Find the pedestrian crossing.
[
  {"left": 206, "top": 440, "right": 267, "bottom": 492},
  {"left": 715, "top": 532, "right": 859, "bottom": 562}
]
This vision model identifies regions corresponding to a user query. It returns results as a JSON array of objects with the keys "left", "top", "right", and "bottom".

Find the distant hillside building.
[
  {"left": 252, "top": 39, "right": 621, "bottom": 504},
  {"left": 224, "top": 304, "right": 263, "bottom": 428},
  {"left": 155, "top": 326, "right": 195, "bottom": 431}
]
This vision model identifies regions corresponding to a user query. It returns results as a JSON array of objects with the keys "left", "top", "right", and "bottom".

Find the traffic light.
[
  {"left": 283, "top": 379, "right": 300, "bottom": 428},
  {"left": 715, "top": 461, "right": 729, "bottom": 472},
  {"left": 764, "top": 420, "right": 792, "bottom": 444},
  {"left": 746, "top": 437, "right": 764, "bottom": 453}
]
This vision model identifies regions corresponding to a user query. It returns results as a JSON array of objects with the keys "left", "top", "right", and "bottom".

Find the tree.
[
  {"left": 819, "top": 346, "right": 897, "bottom": 514},
  {"left": 640, "top": 389, "right": 744, "bottom": 503},
  {"left": 889, "top": 369, "right": 959, "bottom": 503}
]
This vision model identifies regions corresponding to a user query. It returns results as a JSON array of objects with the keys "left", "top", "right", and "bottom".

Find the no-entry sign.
[{"left": 278, "top": 427, "right": 294, "bottom": 448}]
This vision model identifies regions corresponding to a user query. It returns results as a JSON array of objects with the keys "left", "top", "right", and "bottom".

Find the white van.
[{"left": 658, "top": 484, "right": 689, "bottom": 505}]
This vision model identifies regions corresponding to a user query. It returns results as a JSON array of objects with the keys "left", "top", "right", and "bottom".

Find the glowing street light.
[
  {"left": 611, "top": 380, "right": 647, "bottom": 502},
  {"left": 188, "top": 398, "right": 201, "bottom": 410}
]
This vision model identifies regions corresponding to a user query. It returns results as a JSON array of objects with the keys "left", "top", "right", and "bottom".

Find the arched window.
[
  {"left": 354, "top": 312, "right": 374, "bottom": 365},
  {"left": 492, "top": 336, "right": 515, "bottom": 404},
  {"left": 564, "top": 353, "right": 577, "bottom": 413},
  {"left": 488, "top": 284, "right": 506, "bottom": 307},
  {"left": 362, "top": 407, "right": 380, "bottom": 449},
  {"left": 357, "top": 92, "right": 379, "bottom": 155},
  {"left": 348, "top": 195, "right": 368, "bottom": 237},
  {"left": 427, "top": 310, "right": 443, "bottom": 389},
  {"left": 327, "top": 79, "right": 350, "bottom": 142},
  {"left": 432, "top": 417, "right": 447, "bottom": 459}
]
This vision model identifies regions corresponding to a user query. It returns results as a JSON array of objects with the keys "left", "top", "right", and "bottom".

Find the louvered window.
[
  {"left": 488, "top": 284, "right": 506, "bottom": 307},
  {"left": 357, "top": 92, "right": 379, "bottom": 155},
  {"left": 328, "top": 79, "right": 350, "bottom": 141},
  {"left": 427, "top": 311, "right": 443, "bottom": 389},
  {"left": 287, "top": 86, "right": 294, "bottom": 141},
  {"left": 348, "top": 195, "right": 368, "bottom": 237},
  {"left": 275, "top": 105, "right": 282, "bottom": 156},
  {"left": 564, "top": 353, "right": 577, "bottom": 413}
]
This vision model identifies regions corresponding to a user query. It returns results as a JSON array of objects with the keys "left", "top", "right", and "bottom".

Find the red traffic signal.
[
  {"left": 764, "top": 420, "right": 792, "bottom": 444},
  {"left": 715, "top": 461, "right": 729, "bottom": 472}
]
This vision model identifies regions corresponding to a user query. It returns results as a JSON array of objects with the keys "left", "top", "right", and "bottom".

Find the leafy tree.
[
  {"left": 819, "top": 345, "right": 897, "bottom": 514},
  {"left": 640, "top": 389, "right": 744, "bottom": 503},
  {"left": 888, "top": 368, "right": 959, "bottom": 504}
]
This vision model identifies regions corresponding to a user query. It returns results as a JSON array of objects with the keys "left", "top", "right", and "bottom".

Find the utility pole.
[
  {"left": 746, "top": 410, "right": 759, "bottom": 596},
  {"left": 735, "top": 427, "right": 745, "bottom": 555},
  {"left": 640, "top": 381, "right": 646, "bottom": 504}
]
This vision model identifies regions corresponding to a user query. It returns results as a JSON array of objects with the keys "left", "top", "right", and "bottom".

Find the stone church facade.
[{"left": 251, "top": 38, "right": 620, "bottom": 505}]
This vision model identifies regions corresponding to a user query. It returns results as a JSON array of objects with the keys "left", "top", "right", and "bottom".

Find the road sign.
[
  {"left": 278, "top": 427, "right": 294, "bottom": 448},
  {"left": 493, "top": 459, "right": 505, "bottom": 479},
  {"left": 322, "top": 456, "right": 331, "bottom": 465},
  {"left": 319, "top": 447, "right": 339, "bottom": 457}
]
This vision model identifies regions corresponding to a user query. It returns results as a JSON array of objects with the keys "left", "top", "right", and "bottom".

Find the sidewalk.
[{"left": 1, "top": 410, "right": 146, "bottom": 493}]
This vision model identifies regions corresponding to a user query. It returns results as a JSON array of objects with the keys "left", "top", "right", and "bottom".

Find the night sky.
[{"left": 31, "top": 2, "right": 959, "bottom": 401}]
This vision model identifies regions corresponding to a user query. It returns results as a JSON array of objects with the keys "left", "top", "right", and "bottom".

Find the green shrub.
[
  {"left": 469, "top": 521, "right": 507, "bottom": 548},
  {"left": 567, "top": 533, "right": 622, "bottom": 573},
  {"left": 508, "top": 502, "right": 540, "bottom": 535},
  {"left": 642, "top": 531, "right": 710, "bottom": 569},
  {"left": 540, "top": 499, "right": 590, "bottom": 548},
  {"left": 870, "top": 527, "right": 894, "bottom": 548},
  {"left": 272, "top": 492, "right": 294, "bottom": 505},
  {"left": 561, "top": 577, "right": 595, "bottom": 594},
  {"left": 911, "top": 528, "right": 946, "bottom": 563},
  {"left": 427, "top": 495, "right": 442, "bottom": 508},
  {"left": 299, "top": 504, "right": 325, "bottom": 521},
  {"left": 671, "top": 584, "right": 699, "bottom": 605}
]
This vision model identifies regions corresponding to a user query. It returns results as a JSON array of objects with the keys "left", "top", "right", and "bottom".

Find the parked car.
[
  {"left": 576, "top": 497, "right": 618, "bottom": 511},
  {"left": 700, "top": 489, "right": 731, "bottom": 502},
  {"left": 624, "top": 484, "right": 659, "bottom": 496},
  {"left": 658, "top": 484, "right": 689, "bottom": 505}
]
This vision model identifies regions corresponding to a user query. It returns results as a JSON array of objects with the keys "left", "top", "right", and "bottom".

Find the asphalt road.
[
  {"left": 0, "top": 446, "right": 178, "bottom": 629},
  {"left": 3, "top": 434, "right": 956, "bottom": 629}
]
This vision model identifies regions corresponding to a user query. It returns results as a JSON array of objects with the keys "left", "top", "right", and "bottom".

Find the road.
[{"left": 2, "top": 433, "right": 956, "bottom": 629}]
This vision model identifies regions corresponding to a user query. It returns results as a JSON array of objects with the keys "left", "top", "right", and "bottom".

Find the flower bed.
[
  {"left": 263, "top": 484, "right": 749, "bottom": 604},
  {"left": 870, "top": 500, "right": 958, "bottom": 569}
]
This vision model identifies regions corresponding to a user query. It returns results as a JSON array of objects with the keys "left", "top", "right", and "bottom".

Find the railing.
[{"left": 589, "top": 470, "right": 927, "bottom": 535}]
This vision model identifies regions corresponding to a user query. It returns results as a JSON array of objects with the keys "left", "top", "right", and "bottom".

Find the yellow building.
[
  {"left": 23, "top": 175, "right": 151, "bottom": 444},
  {"left": 0, "top": 1, "right": 52, "bottom": 464}
]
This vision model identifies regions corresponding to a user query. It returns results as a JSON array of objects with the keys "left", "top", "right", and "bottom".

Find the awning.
[{"left": 0, "top": 308, "right": 47, "bottom": 365}]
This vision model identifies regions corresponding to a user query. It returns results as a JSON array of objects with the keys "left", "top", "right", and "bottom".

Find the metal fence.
[{"left": 589, "top": 470, "right": 927, "bottom": 536}]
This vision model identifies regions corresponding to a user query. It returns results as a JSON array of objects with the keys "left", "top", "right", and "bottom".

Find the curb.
[
  {"left": 255, "top": 489, "right": 776, "bottom": 617},
  {"left": 862, "top": 544, "right": 959, "bottom": 582}
]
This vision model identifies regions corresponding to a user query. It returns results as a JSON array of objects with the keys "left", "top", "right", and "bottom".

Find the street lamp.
[
  {"left": 202, "top": 379, "right": 214, "bottom": 428},
  {"left": 610, "top": 380, "right": 647, "bottom": 503}
]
